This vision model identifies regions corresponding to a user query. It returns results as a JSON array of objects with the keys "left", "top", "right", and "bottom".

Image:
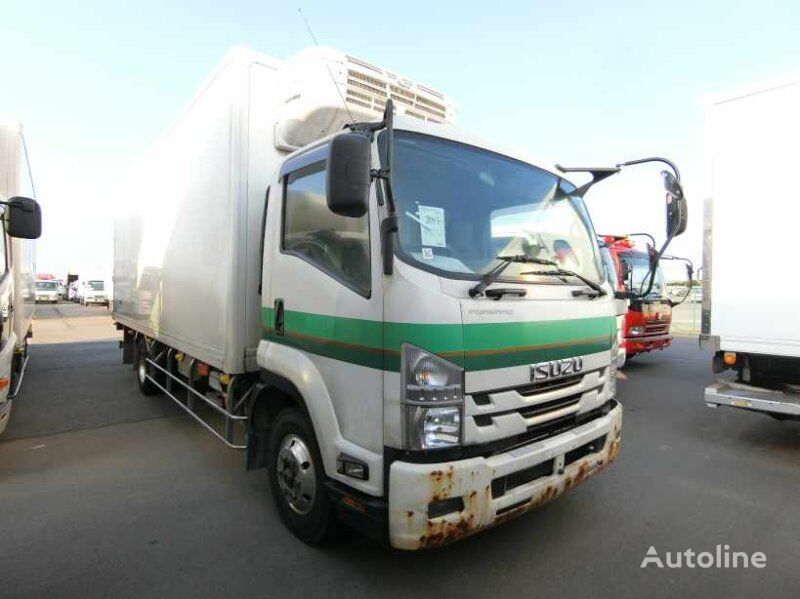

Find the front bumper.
[
  {"left": 625, "top": 333, "right": 671, "bottom": 354},
  {"left": 388, "top": 401, "right": 622, "bottom": 550},
  {"left": 84, "top": 297, "right": 108, "bottom": 304}
]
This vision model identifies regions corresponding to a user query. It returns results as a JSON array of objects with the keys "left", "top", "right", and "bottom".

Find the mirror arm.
[
  {"left": 616, "top": 156, "right": 681, "bottom": 182},
  {"left": 0, "top": 199, "right": 34, "bottom": 213},
  {"left": 660, "top": 255, "right": 694, "bottom": 307},
  {"left": 555, "top": 165, "right": 620, "bottom": 197}
]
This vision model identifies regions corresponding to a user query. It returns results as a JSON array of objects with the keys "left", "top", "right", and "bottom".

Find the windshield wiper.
[
  {"left": 469, "top": 255, "right": 556, "bottom": 298},
  {"left": 521, "top": 267, "right": 607, "bottom": 298}
]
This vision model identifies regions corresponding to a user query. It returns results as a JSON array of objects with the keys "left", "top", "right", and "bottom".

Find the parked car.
[{"left": 34, "top": 279, "right": 59, "bottom": 303}]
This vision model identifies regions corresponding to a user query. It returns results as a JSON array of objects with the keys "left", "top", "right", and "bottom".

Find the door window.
[{"left": 282, "top": 162, "right": 370, "bottom": 296}]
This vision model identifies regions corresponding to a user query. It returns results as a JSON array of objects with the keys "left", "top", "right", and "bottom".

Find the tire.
[
  {"left": 267, "top": 407, "right": 336, "bottom": 545},
  {"left": 136, "top": 341, "right": 158, "bottom": 396}
]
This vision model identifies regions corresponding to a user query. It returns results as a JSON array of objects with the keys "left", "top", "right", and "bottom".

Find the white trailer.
[
  {"left": 702, "top": 73, "right": 800, "bottom": 418},
  {"left": 114, "top": 46, "right": 686, "bottom": 548},
  {"left": 0, "top": 122, "right": 43, "bottom": 435}
]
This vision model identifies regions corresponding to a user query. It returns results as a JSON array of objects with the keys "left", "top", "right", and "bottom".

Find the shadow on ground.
[{"left": 3, "top": 340, "right": 180, "bottom": 441}]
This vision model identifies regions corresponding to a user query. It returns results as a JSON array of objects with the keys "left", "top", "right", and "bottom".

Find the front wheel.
[{"left": 267, "top": 408, "right": 336, "bottom": 545}]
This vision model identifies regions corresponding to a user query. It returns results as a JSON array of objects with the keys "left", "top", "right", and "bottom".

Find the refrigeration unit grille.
[{"left": 344, "top": 56, "right": 455, "bottom": 124}]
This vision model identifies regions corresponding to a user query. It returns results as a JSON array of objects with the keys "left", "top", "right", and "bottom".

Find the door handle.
[{"left": 274, "top": 298, "right": 285, "bottom": 336}]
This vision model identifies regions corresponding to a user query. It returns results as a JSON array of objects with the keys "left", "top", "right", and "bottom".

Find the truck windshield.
[
  {"left": 618, "top": 251, "right": 664, "bottom": 298},
  {"left": 36, "top": 281, "right": 57, "bottom": 290},
  {"left": 89, "top": 281, "right": 104, "bottom": 291},
  {"left": 599, "top": 246, "right": 618, "bottom": 289},
  {"left": 387, "top": 131, "right": 602, "bottom": 284}
]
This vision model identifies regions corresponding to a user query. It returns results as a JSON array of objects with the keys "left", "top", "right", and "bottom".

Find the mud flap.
[{"left": 122, "top": 328, "right": 135, "bottom": 364}]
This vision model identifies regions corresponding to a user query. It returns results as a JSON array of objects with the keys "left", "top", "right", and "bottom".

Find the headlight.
[
  {"left": 608, "top": 330, "right": 619, "bottom": 398},
  {"left": 629, "top": 326, "right": 645, "bottom": 336},
  {"left": 401, "top": 344, "right": 463, "bottom": 450}
]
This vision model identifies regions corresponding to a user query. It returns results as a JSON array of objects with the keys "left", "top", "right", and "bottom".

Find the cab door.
[
  {"left": 260, "top": 143, "right": 384, "bottom": 481},
  {"left": 0, "top": 222, "right": 14, "bottom": 433}
]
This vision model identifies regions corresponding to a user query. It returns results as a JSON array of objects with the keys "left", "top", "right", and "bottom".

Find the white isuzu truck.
[
  {"left": 702, "top": 73, "right": 800, "bottom": 420},
  {"left": 113, "top": 47, "right": 687, "bottom": 549},
  {"left": 0, "top": 122, "right": 44, "bottom": 435}
]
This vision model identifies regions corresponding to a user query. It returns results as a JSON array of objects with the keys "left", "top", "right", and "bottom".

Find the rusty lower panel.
[{"left": 388, "top": 403, "right": 623, "bottom": 550}]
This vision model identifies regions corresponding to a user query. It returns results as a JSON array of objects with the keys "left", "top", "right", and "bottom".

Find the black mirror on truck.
[
  {"left": 662, "top": 170, "right": 687, "bottom": 238},
  {"left": 326, "top": 133, "right": 371, "bottom": 218},
  {"left": 4, "top": 196, "right": 42, "bottom": 239}
]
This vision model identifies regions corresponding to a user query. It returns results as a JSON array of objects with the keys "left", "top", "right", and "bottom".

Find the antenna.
[
  {"left": 20, "top": 132, "right": 37, "bottom": 201},
  {"left": 297, "top": 8, "right": 355, "bottom": 124}
]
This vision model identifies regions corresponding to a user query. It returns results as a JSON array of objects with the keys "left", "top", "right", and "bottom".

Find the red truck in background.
[{"left": 602, "top": 235, "right": 690, "bottom": 361}]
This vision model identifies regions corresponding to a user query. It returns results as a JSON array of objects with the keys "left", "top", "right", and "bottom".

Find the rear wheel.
[
  {"left": 136, "top": 341, "right": 158, "bottom": 396},
  {"left": 267, "top": 407, "right": 336, "bottom": 545}
]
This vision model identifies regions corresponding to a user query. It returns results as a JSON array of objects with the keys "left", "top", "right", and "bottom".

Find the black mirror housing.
[
  {"left": 666, "top": 192, "right": 688, "bottom": 238},
  {"left": 326, "top": 133, "right": 371, "bottom": 218},
  {"left": 5, "top": 196, "right": 42, "bottom": 239},
  {"left": 662, "top": 170, "right": 687, "bottom": 238}
]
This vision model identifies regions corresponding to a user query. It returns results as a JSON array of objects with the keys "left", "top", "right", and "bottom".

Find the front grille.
[
  {"left": 518, "top": 374, "right": 584, "bottom": 396},
  {"left": 491, "top": 401, "right": 615, "bottom": 458},
  {"left": 473, "top": 393, "right": 582, "bottom": 427},
  {"left": 644, "top": 323, "right": 669, "bottom": 335}
]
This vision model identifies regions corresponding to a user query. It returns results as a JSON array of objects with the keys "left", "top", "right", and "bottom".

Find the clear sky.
[{"left": 2, "top": 0, "right": 799, "bottom": 281}]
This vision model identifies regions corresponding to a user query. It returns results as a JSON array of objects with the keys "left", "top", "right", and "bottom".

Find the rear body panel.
[{"left": 704, "top": 75, "right": 800, "bottom": 358}]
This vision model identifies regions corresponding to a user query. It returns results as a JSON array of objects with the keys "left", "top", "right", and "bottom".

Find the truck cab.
[
  {"left": 0, "top": 122, "right": 43, "bottom": 435},
  {"left": 257, "top": 116, "right": 625, "bottom": 548},
  {"left": 603, "top": 236, "right": 672, "bottom": 360},
  {"left": 34, "top": 279, "right": 59, "bottom": 303}
]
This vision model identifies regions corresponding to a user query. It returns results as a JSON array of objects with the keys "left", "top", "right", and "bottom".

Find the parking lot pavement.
[
  {"left": 1, "top": 309, "right": 798, "bottom": 598},
  {"left": 30, "top": 301, "right": 120, "bottom": 344}
]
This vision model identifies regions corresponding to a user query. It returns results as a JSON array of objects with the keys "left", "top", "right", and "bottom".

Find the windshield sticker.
[
  {"left": 421, "top": 247, "right": 434, "bottom": 260},
  {"left": 418, "top": 205, "right": 446, "bottom": 248}
]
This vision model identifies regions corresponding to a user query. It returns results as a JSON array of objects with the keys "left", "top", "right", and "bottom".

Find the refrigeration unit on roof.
[{"left": 274, "top": 47, "right": 457, "bottom": 151}]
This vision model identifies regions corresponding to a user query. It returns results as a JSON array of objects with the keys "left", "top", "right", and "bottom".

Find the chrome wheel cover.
[{"left": 276, "top": 433, "right": 316, "bottom": 515}]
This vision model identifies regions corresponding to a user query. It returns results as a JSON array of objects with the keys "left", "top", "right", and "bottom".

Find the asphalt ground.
[{"left": 1, "top": 303, "right": 797, "bottom": 598}]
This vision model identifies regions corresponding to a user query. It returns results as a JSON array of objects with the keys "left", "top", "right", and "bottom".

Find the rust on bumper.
[{"left": 389, "top": 402, "right": 623, "bottom": 550}]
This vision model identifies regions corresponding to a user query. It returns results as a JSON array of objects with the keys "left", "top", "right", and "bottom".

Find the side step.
[
  {"left": 145, "top": 357, "right": 249, "bottom": 449},
  {"left": 705, "top": 380, "right": 800, "bottom": 418}
]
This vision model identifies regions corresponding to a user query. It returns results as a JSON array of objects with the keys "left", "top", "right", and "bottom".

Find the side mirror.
[
  {"left": 620, "top": 261, "right": 632, "bottom": 283},
  {"left": 5, "top": 196, "right": 42, "bottom": 239},
  {"left": 326, "top": 133, "right": 371, "bottom": 218},
  {"left": 662, "top": 171, "right": 687, "bottom": 238}
]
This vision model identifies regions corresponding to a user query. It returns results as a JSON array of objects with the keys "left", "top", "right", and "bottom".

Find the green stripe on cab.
[{"left": 260, "top": 307, "right": 613, "bottom": 372}]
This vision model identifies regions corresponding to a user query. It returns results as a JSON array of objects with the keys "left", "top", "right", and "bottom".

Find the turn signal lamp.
[{"left": 723, "top": 352, "right": 737, "bottom": 366}]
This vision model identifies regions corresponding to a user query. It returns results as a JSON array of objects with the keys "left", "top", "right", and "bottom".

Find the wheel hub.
[
  {"left": 138, "top": 358, "right": 147, "bottom": 384},
  {"left": 276, "top": 434, "right": 316, "bottom": 515}
]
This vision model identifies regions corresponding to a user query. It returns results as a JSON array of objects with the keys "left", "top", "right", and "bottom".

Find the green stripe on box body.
[{"left": 261, "top": 307, "right": 613, "bottom": 372}]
